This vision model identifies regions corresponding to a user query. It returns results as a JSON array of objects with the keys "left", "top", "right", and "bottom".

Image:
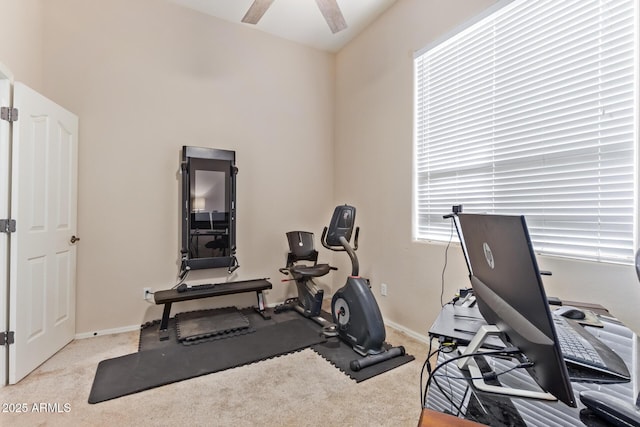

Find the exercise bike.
[
  {"left": 277, "top": 230, "right": 338, "bottom": 335},
  {"left": 279, "top": 205, "right": 405, "bottom": 371}
]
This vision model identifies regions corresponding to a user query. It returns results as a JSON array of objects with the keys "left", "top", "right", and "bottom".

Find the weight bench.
[{"left": 153, "top": 278, "right": 272, "bottom": 341}]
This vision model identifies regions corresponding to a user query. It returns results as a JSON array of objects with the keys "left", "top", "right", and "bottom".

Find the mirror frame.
[{"left": 180, "top": 146, "right": 238, "bottom": 274}]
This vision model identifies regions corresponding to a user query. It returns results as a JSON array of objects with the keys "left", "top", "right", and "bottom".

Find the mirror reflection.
[
  {"left": 181, "top": 147, "right": 238, "bottom": 273},
  {"left": 190, "top": 167, "right": 229, "bottom": 259}
]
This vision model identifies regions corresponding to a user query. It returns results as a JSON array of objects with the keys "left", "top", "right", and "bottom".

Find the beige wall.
[
  {"left": 2, "top": 0, "right": 639, "bottom": 338},
  {"left": 36, "top": 0, "right": 336, "bottom": 333},
  {"left": 0, "top": 0, "right": 44, "bottom": 90},
  {"left": 335, "top": 0, "right": 640, "bottom": 338}
]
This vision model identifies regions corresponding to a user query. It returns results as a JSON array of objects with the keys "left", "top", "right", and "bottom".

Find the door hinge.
[
  {"left": 0, "top": 219, "right": 16, "bottom": 233},
  {"left": 0, "top": 331, "right": 15, "bottom": 346},
  {"left": 0, "top": 107, "right": 18, "bottom": 122}
]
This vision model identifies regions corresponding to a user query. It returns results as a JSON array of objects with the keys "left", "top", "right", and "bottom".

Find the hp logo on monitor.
[{"left": 483, "top": 242, "right": 495, "bottom": 269}]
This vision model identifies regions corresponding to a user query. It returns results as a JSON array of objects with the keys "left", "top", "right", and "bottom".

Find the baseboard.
[
  {"left": 73, "top": 311, "right": 431, "bottom": 344},
  {"left": 75, "top": 324, "right": 140, "bottom": 340},
  {"left": 384, "top": 319, "right": 430, "bottom": 344},
  {"left": 272, "top": 298, "right": 431, "bottom": 344},
  {"left": 75, "top": 303, "right": 283, "bottom": 340}
]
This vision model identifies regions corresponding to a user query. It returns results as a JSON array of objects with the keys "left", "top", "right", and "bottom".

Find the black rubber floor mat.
[
  {"left": 137, "top": 308, "right": 301, "bottom": 352},
  {"left": 176, "top": 307, "right": 251, "bottom": 343},
  {"left": 312, "top": 339, "right": 415, "bottom": 382},
  {"left": 89, "top": 317, "right": 326, "bottom": 404}
]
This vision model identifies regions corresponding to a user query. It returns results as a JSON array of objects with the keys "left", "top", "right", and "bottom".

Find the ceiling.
[{"left": 168, "top": 0, "right": 398, "bottom": 52}]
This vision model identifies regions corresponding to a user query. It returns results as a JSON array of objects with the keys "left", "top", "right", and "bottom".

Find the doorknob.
[{"left": 70, "top": 235, "right": 80, "bottom": 244}]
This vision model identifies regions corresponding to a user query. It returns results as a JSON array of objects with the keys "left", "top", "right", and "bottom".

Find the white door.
[
  {"left": 8, "top": 82, "right": 78, "bottom": 384},
  {"left": 0, "top": 74, "right": 10, "bottom": 387}
]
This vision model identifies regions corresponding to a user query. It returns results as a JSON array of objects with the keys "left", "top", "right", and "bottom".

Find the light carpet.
[{"left": 0, "top": 326, "right": 429, "bottom": 427}]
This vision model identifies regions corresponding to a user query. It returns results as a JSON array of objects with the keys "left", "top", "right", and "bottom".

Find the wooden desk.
[{"left": 153, "top": 278, "right": 272, "bottom": 340}]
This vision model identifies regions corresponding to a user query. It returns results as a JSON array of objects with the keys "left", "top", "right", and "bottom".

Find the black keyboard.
[
  {"left": 553, "top": 315, "right": 630, "bottom": 381},
  {"left": 176, "top": 283, "right": 216, "bottom": 293}
]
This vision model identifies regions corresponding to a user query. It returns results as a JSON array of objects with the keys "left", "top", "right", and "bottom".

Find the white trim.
[
  {"left": 75, "top": 324, "right": 140, "bottom": 340},
  {"left": 413, "top": 0, "right": 515, "bottom": 58},
  {"left": 74, "top": 301, "right": 286, "bottom": 340},
  {"left": 385, "top": 318, "right": 430, "bottom": 344},
  {"left": 414, "top": 0, "right": 638, "bottom": 264},
  {"left": 71, "top": 310, "right": 430, "bottom": 343},
  {"left": 0, "top": 62, "right": 14, "bottom": 82},
  {"left": 633, "top": 334, "right": 640, "bottom": 401},
  {"left": 634, "top": 0, "right": 640, "bottom": 252}
]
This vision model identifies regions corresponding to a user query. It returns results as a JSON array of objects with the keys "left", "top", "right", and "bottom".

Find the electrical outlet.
[
  {"left": 143, "top": 287, "right": 152, "bottom": 301},
  {"left": 380, "top": 283, "right": 388, "bottom": 296}
]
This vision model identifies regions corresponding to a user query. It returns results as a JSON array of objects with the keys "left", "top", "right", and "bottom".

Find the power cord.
[
  {"left": 440, "top": 219, "right": 455, "bottom": 307},
  {"left": 420, "top": 336, "right": 457, "bottom": 408},
  {"left": 428, "top": 357, "right": 534, "bottom": 415},
  {"left": 143, "top": 288, "right": 155, "bottom": 303},
  {"left": 422, "top": 345, "right": 520, "bottom": 408},
  {"left": 431, "top": 361, "right": 534, "bottom": 382},
  {"left": 172, "top": 268, "right": 191, "bottom": 289},
  {"left": 421, "top": 338, "right": 466, "bottom": 414}
]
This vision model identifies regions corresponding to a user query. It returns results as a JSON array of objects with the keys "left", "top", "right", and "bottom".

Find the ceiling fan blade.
[
  {"left": 315, "top": 0, "right": 347, "bottom": 34},
  {"left": 241, "top": 0, "right": 275, "bottom": 25}
]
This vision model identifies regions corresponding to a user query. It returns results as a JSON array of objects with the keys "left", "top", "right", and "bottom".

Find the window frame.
[{"left": 413, "top": 0, "right": 639, "bottom": 265}]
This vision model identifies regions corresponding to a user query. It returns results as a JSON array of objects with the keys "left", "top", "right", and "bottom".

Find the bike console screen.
[{"left": 325, "top": 205, "right": 356, "bottom": 247}]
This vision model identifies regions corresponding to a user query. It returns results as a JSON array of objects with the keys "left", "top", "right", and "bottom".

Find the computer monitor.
[{"left": 456, "top": 213, "right": 576, "bottom": 407}]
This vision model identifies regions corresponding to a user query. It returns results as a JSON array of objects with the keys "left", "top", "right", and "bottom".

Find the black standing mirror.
[{"left": 181, "top": 146, "right": 238, "bottom": 274}]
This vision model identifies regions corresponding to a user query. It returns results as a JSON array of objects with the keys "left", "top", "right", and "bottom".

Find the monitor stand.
[{"left": 456, "top": 325, "right": 557, "bottom": 402}]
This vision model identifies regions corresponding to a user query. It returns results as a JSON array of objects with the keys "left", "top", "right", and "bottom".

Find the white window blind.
[{"left": 414, "top": 0, "right": 638, "bottom": 264}]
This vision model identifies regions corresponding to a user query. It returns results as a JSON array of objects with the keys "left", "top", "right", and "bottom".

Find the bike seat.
[{"left": 290, "top": 263, "right": 332, "bottom": 278}]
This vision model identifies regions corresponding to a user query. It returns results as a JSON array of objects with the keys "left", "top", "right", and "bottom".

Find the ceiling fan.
[{"left": 242, "top": 0, "right": 347, "bottom": 34}]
